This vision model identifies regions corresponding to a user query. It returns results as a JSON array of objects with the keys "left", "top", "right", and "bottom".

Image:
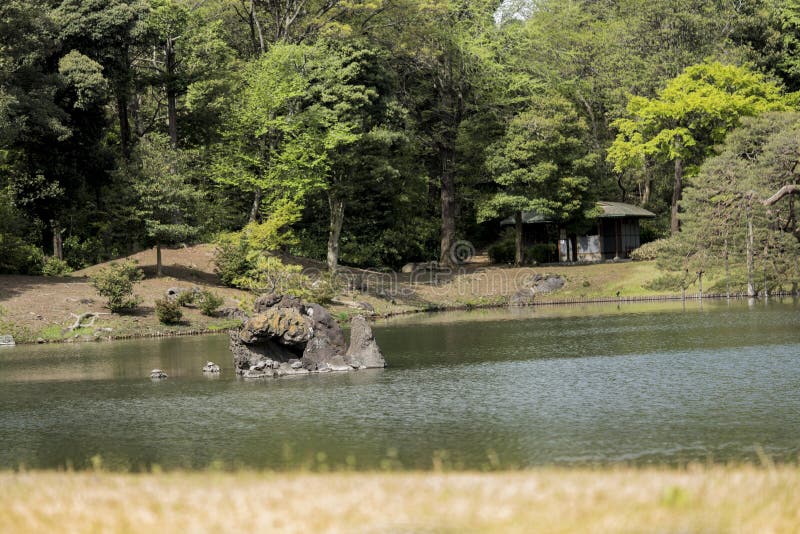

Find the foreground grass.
[{"left": 1, "top": 467, "right": 799, "bottom": 533}]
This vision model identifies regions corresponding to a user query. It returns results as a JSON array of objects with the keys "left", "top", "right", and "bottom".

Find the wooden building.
[{"left": 500, "top": 201, "right": 656, "bottom": 262}]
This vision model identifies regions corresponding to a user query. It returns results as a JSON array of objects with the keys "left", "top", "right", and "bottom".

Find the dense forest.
[{"left": 1, "top": 0, "right": 799, "bottom": 292}]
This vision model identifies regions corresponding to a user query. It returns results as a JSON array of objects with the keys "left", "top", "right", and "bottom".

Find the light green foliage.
[
  {"left": 232, "top": 255, "right": 308, "bottom": 296},
  {"left": 608, "top": 62, "right": 788, "bottom": 174},
  {"left": 242, "top": 200, "right": 302, "bottom": 252},
  {"left": 212, "top": 44, "right": 328, "bottom": 216},
  {"left": 155, "top": 297, "right": 182, "bottom": 324},
  {"left": 608, "top": 61, "right": 790, "bottom": 233},
  {"left": 41, "top": 257, "right": 73, "bottom": 277},
  {"left": 89, "top": 261, "right": 144, "bottom": 313},
  {"left": 198, "top": 290, "right": 224, "bottom": 316}
]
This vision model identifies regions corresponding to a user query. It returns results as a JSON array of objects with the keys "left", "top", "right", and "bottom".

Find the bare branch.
[{"left": 763, "top": 185, "right": 800, "bottom": 206}]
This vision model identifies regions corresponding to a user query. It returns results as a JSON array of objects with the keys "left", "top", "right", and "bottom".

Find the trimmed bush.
[
  {"left": 630, "top": 238, "right": 670, "bottom": 261},
  {"left": 175, "top": 290, "right": 196, "bottom": 307},
  {"left": 198, "top": 291, "right": 224, "bottom": 316},
  {"left": 155, "top": 298, "right": 183, "bottom": 324},
  {"left": 213, "top": 232, "right": 252, "bottom": 287},
  {"left": 525, "top": 244, "right": 557, "bottom": 264},
  {"left": 89, "top": 261, "right": 144, "bottom": 313},
  {"left": 41, "top": 257, "right": 73, "bottom": 277},
  {"left": 488, "top": 234, "right": 516, "bottom": 264}
]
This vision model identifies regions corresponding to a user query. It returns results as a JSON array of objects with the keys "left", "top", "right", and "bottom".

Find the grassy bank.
[
  {"left": 1, "top": 466, "right": 798, "bottom": 532},
  {"left": 0, "top": 244, "right": 724, "bottom": 344}
]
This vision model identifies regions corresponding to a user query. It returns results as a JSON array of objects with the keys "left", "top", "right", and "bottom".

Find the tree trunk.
[
  {"left": 249, "top": 0, "right": 265, "bottom": 55},
  {"left": 747, "top": 218, "right": 756, "bottom": 297},
  {"left": 514, "top": 211, "right": 523, "bottom": 266},
  {"left": 51, "top": 221, "right": 63, "bottom": 261},
  {"left": 697, "top": 271, "right": 703, "bottom": 299},
  {"left": 670, "top": 157, "right": 683, "bottom": 234},
  {"left": 116, "top": 91, "right": 131, "bottom": 158},
  {"left": 115, "top": 44, "right": 132, "bottom": 158},
  {"left": 327, "top": 196, "right": 345, "bottom": 272},
  {"left": 439, "top": 147, "right": 457, "bottom": 267},
  {"left": 156, "top": 243, "right": 163, "bottom": 277},
  {"left": 724, "top": 239, "right": 730, "bottom": 299},
  {"left": 165, "top": 37, "right": 178, "bottom": 149},
  {"left": 641, "top": 179, "right": 652, "bottom": 207},
  {"left": 249, "top": 187, "right": 262, "bottom": 223}
]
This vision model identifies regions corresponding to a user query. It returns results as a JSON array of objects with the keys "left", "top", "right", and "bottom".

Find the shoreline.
[{"left": 7, "top": 290, "right": 797, "bottom": 346}]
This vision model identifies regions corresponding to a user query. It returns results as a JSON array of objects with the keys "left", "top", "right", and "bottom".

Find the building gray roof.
[{"left": 500, "top": 201, "right": 655, "bottom": 226}]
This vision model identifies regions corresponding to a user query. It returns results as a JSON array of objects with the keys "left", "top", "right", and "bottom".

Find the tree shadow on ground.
[
  {"left": 0, "top": 275, "right": 89, "bottom": 303},
  {"left": 139, "top": 265, "right": 219, "bottom": 285}
]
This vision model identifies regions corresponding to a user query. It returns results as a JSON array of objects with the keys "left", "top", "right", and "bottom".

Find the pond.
[{"left": 0, "top": 299, "right": 798, "bottom": 471}]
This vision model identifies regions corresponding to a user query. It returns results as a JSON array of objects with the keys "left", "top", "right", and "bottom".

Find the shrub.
[
  {"left": 630, "top": 238, "right": 670, "bottom": 261},
  {"left": 155, "top": 298, "right": 183, "bottom": 324},
  {"left": 488, "top": 232, "right": 516, "bottom": 264},
  {"left": 488, "top": 230, "right": 556, "bottom": 265},
  {"left": 175, "top": 290, "right": 196, "bottom": 307},
  {"left": 63, "top": 235, "right": 104, "bottom": 270},
  {"left": 233, "top": 255, "right": 310, "bottom": 296},
  {"left": 198, "top": 290, "right": 224, "bottom": 316},
  {"left": 308, "top": 271, "right": 342, "bottom": 304},
  {"left": 41, "top": 257, "right": 73, "bottom": 277},
  {"left": 0, "top": 238, "right": 44, "bottom": 275},
  {"left": 525, "top": 244, "right": 557, "bottom": 264},
  {"left": 89, "top": 260, "right": 144, "bottom": 313},
  {"left": 0, "top": 190, "right": 44, "bottom": 274},
  {"left": 213, "top": 232, "right": 252, "bottom": 287}
]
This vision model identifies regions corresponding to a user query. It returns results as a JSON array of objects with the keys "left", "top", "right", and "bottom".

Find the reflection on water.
[{"left": 0, "top": 299, "right": 798, "bottom": 470}]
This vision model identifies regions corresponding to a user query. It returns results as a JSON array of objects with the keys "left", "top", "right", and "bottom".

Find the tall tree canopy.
[{"left": 607, "top": 62, "right": 789, "bottom": 234}]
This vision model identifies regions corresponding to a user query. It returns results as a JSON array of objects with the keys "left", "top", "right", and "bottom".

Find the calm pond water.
[{"left": 0, "top": 299, "right": 798, "bottom": 471}]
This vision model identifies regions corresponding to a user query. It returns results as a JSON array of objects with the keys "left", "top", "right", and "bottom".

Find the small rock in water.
[
  {"left": 290, "top": 361, "right": 303, "bottom": 369},
  {"left": 0, "top": 335, "right": 15, "bottom": 347},
  {"left": 242, "top": 369, "right": 271, "bottom": 379},
  {"left": 202, "top": 361, "right": 221, "bottom": 373},
  {"left": 150, "top": 369, "right": 168, "bottom": 379}
]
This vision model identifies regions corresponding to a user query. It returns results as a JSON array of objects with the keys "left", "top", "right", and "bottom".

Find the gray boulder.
[
  {"left": 230, "top": 295, "right": 384, "bottom": 378},
  {"left": 533, "top": 275, "right": 565, "bottom": 294},
  {"left": 509, "top": 288, "right": 535, "bottom": 306},
  {"left": 0, "top": 335, "right": 15, "bottom": 347},
  {"left": 230, "top": 331, "right": 298, "bottom": 374},
  {"left": 218, "top": 307, "right": 249, "bottom": 323},
  {"left": 345, "top": 315, "right": 386, "bottom": 369},
  {"left": 302, "top": 335, "right": 345, "bottom": 370}
]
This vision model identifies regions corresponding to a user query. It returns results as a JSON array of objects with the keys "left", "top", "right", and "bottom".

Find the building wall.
[{"left": 599, "top": 218, "right": 641, "bottom": 259}]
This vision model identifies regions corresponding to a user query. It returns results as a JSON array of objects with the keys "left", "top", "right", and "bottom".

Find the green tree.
[
  {"left": 667, "top": 112, "right": 800, "bottom": 296},
  {"left": 54, "top": 0, "right": 149, "bottom": 157},
  {"left": 608, "top": 62, "right": 789, "bottom": 235},
  {"left": 143, "top": 0, "right": 234, "bottom": 148},
  {"left": 212, "top": 43, "right": 327, "bottom": 226},
  {"left": 481, "top": 92, "right": 593, "bottom": 264},
  {"left": 127, "top": 133, "right": 202, "bottom": 276}
]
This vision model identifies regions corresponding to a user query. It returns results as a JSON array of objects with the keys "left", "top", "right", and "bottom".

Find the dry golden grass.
[{"left": 1, "top": 466, "right": 799, "bottom": 533}]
